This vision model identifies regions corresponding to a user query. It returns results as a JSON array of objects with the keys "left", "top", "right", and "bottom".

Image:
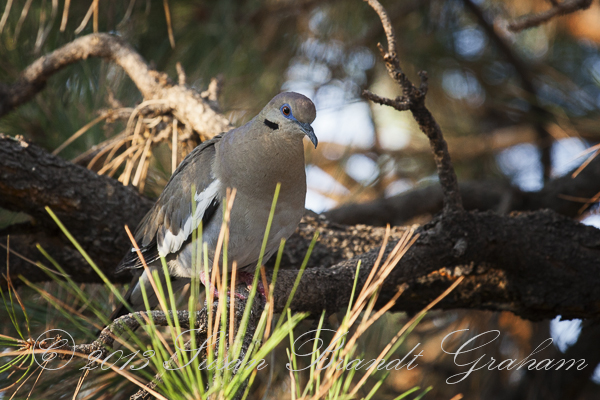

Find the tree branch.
[
  {"left": 68, "top": 309, "right": 208, "bottom": 358},
  {"left": 1, "top": 135, "right": 600, "bottom": 322},
  {"left": 507, "top": 0, "right": 593, "bottom": 32},
  {"left": 275, "top": 209, "right": 600, "bottom": 321},
  {"left": 363, "top": 0, "right": 463, "bottom": 213},
  {"left": 0, "top": 133, "right": 153, "bottom": 283},
  {"left": 0, "top": 33, "right": 232, "bottom": 138},
  {"left": 325, "top": 154, "right": 600, "bottom": 226},
  {"left": 0, "top": 135, "right": 410, "bottom": 285}
]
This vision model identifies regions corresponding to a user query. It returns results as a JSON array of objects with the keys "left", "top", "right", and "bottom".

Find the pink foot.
[
  {"left": 238, "top": 271, "right": 267, "bottom": 299},
  {"left": 199, "top": 270, "right": 219, "bottom": 297}
]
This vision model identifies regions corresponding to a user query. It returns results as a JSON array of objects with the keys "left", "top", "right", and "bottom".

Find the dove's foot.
[{"left": 237, "top": 271, "right": 267, "bottom": 300}]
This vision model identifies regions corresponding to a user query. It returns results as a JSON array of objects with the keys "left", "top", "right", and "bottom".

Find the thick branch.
[
  {"left": 0, "top": 134, "right": 153, "bottom": 283},
  {"left": 0, "top": 135, "right": 408, "bottom": 283},
  {"left": 3, "top": 136, "right": 600, "bottom": 321},
  {"left": 274, "top": 210, "right": 600, "bottom": 321},
  {"left": 0, "top": 33, "right": 232, "bottom": 138}
]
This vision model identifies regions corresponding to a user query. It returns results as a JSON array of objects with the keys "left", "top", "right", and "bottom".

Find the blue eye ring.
[{"left": 280, "top": 104, "right": 293, "bottom": 119}]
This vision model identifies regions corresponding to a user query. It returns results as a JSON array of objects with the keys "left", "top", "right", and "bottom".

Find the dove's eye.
[{"left": 281, "top": 104, "right": 292, "bottom": 117}]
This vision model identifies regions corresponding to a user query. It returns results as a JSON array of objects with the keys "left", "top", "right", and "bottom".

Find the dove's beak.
[{"left": 297, "top": 122, "right": 318, "bottom": 148}]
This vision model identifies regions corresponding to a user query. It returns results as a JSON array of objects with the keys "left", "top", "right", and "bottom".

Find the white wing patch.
[{"left": 157, "top": 179, "right": 221, "bottom": 257}]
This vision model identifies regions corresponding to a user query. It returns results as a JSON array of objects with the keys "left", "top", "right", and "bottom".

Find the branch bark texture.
[
  {"left": 2, "top": 136, "right": 600, "bottom": 321},
  {"left": 276, "top": 210, "right": 600, "bottom": 321},
  {"left": 0, "top": 134, "right": 152, "bottom": 283}
]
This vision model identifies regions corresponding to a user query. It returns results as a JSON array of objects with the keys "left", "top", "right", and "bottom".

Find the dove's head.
[{"left": 260, "top": 92, "right": 318, "bottom": 148}]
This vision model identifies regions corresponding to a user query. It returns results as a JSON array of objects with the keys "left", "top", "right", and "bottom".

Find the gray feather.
[{"left": 116, "top": 134, "right": 222, "bottom": 272}]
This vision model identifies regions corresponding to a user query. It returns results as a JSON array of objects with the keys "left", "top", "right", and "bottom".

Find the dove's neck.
[{"left": 216, "top": 125, "right": 307, "bottom": 203}]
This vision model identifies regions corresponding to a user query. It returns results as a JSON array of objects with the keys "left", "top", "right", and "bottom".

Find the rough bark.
[
  {"left": 275, "top": 209, "right": 600, "bottom": 321},
  {"left": 0, "top": 135, "right": 408, "bottom": 284},
  {"left": 2, "top": 135, "right": 600, "bottom": 321},
  {"left": 0, "top": 134, "right": 153, "bottom": 283}
]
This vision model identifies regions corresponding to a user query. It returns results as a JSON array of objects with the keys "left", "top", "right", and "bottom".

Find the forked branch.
[{"left": 362, "top": 0, "right": 463, "bottom": 213}]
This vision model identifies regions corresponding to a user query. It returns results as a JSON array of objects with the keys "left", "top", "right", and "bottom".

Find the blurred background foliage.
[
  {"left": 1, "top": 0, "right": 600, "bottom": 210},
  {"left": 1, "top": 0, "right": 600, "bottom": 399}
]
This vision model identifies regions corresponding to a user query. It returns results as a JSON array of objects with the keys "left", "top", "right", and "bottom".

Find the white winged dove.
[{"left": 109, "top": 92, "right": 317, "bottom": 321}]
